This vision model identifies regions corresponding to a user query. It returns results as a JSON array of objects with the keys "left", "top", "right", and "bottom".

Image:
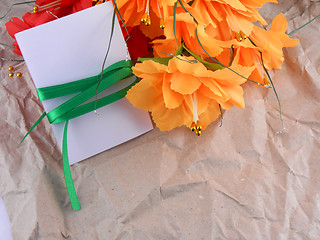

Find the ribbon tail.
[
  {"left": 63, "top": 120, "right": 81, "bottom": 210},
  {"left": 20, "top": 112, "right": 47, "bottom": 145}
]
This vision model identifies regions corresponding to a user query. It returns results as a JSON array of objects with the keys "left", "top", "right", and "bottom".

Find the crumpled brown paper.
[{"left": 1, "top": 1, "right": 320, "bottom": 239}]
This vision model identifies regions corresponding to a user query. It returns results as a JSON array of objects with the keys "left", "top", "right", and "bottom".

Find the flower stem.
[{"left": 182, "top": 44, "right": 224, "bottom": 71}]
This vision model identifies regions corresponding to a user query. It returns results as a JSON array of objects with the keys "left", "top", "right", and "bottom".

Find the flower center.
[
  {"left": 223, "top": 4, "right": 247, "bottom": 42},
  {"left": 189, "top": 92, "right": 202, "bottom": 136},
  {"left": 250, "top": 50, "right": 271, "bottom": 88},
  {"left": 141, "top": 0, "right": 151, "bottom": 26},
  {"left": 157, "top": 0, "right": 165, "bottom": 29},
  {"left": 140, "top": 0, "right": 165, "bottom": 29}
]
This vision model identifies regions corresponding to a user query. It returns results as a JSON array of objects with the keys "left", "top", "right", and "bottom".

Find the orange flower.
[
  {"left": 204, "top": 13, "right": 298, "bottom": 85},
  {"left": 116, "top": 0, "right": 185, "bottom": 28},
  {"left": 195, "top": 0, "right": 277, "bottom": 30},
  {"left": 126, "top": 56, "right": 254, "bottom": 131},
  {"left": 249, "top": 13, "right": 299, "bottom": 70},
  {"left": 225, "top": 13, "right": 299, "bottom": 86},
  {"left": 152, "top": 4, "right": 222, "bottom": 58}
]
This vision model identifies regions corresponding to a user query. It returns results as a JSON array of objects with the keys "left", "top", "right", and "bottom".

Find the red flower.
[
  {"left": 121, "top": 25, "right": 152, "bottom": 60},
  {"left": 6, "top": 0, "right": 92, "bottom": 55}
]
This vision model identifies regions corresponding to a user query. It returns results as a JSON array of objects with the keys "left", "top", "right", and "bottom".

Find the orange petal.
[
  {"left": 219, "top": 85, "right": 245, "bottom": 109},
  {"left": 184, "top": 91, "right": 210, "bottom": 116},
  {"left": 198, "top": 84, "right": 229, "bottom": 102},
  {"left": 208, "top": 64, "right": 255, "bottom": 86},
  {"left": 190, "top": 0, "right": 219, "bottom": 26},
  {"left": 232, "top": 11, "right": 254, "bottom": 35},
  {"left": 132, "top": 60, "right": 167, "bottom": 80},
  {"left": 198, "top": 100, "right": 221, "bottom": 130},
  {"left": 270, "top": 13, "right": 288, "bottom": 33},
  {"left": 262, "top": 52, "right": 284, "bottom": 70},
  {"left": 168, "top": 56, "right": 208, "bottom": 77},
  {"left": 126, "top": 77, "right": 162, "bottom": 112},
  {"left": 272, "top": 32, "right": 299, "bottom": 48},
  {"left": 196, "top": 26, "right": 223, "bottom": 57},
  {"left": 167, "top": 72, "right": 201, "bottom": 95},
  {"left": 248, "top": 67, "right": 264, "bottom": 85},
  {"left": 215, "top": 48, "right": 232, "bottom": 67},
  {"left": 152, "top": 38, "right": 179, "bottom": 58},
  {"left": 197, "top": 77, "right": 230, "bottom": 101},
  {"left": 219, "top": 0, "right": 246, "bottom": 11},
  {"left": 152, "top": 102, "right": 191, "bottom": 131},
  {"left": 252, "top": 26, "right": 283, "bottom": 57},
  {"left": 162, "top": 72, "right": 184, "bottom": 109},
  {"left": 232, "top": 46, "right": 256, "bottom": 67},
  {"left": 164, "top": 12, "right": 195, "bottom": 39}
]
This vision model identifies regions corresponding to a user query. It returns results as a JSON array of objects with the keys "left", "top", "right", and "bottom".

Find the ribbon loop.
[
  {"left": 37, "top": 60, "right": 133, "bottom": 101},
  {"left": 21, "top": 60, "right": 136, "bottom": 210}
]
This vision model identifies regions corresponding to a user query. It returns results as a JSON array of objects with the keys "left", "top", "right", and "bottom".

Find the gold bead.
[
  {"left": 160, "top": 18, "right": 165, "bottom": 29},
  {"left": 8, "top": 66, "right": 13, "bottom": 71},
  {"left": 196, "top": 130, "right": 201, "bottom": 136},
  {"left": 141, "top": 13, "right": 148, "bottom": 23},
  {"left": 196, "top": 121, "right": 202, "bottom": 131},
  {"left": 33, "top": 6, "right": 38, "bottom": 13},
  {"left": 16, "top": 72, "right": 22, "bottom": 77},
  {"left": 240, "top": 31, "right": 247, "bottom": 40},
  {"left": 235, "top": 32, "right": 243, "bottom": 42},
  {"left": 145, "top": 15, "right": 151, "bottom": 26},
  {"left": 190, "top": 122, "right": 196, "bottom": 132},
  {"left": 9, "top": 73, "right": 14, "bottom": 77},
  {"left": 263, "top": 74, "right": 271, "bottom": 87}
]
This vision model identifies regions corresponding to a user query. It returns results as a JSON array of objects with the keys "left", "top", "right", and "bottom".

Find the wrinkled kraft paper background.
[{"left": 1, "top": 1, "right": 320, "bottom": 239}]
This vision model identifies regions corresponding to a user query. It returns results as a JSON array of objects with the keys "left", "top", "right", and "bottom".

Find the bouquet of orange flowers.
[{"left": 116, "top": 0, "right": 299, "bottom": 135}]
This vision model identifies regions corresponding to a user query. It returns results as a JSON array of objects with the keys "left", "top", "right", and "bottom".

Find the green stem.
[
  {"left": 137, "top": 57, "right": 172, "bottom": 65},
  {"left": 182, "top": 44, "right": 224, "bottom": 70},
  {"left": 137, "top": 44, "right": 184, "bottom": 66}
]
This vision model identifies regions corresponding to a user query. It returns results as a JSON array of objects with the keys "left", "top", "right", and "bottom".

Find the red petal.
[
  {"left": 61, "top": 0, "right": 77, "bottom": 7},
  {"left": 5, "top": 17, "right": 30, "bottom": 38},
  {"left": 126, "top": 26, "right": 151, "bottom": 60}
]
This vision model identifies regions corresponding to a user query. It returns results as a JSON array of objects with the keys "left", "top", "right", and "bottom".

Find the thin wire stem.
[
  {"left": 111, "top": 0, "right": 130, "bottom": 41},
  {"left": 0, "top": 1, "right": 35, "bottom": 20},
  {"left": 0, "top": 57, "right": 24, "bottom": 62},
  {"left": 94, "top": 8, "right": 116, "bottom": 112},
  {"left": 0, "top": 43, "right": 14, "bottom": 48},
  {"left": 288, "top": 13, "right": 320, "bottom": 36}
]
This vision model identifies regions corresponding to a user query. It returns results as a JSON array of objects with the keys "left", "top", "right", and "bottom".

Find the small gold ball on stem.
[
  {"left": 196, "top": 130, "right": 201, "bottom": 136},
  {"left": 160, "top": 18, "right": 165, "bottom": 29},
  {"left": 240, "top": 31, "right": 247, "bottom": 40},
  {"left": 16, "top": 72, "right": 22, "bottom": 77},
  {"left": 190, "top": 122, "right": 196, "bottom": 132},
  {"left": 235, "top": 32, "right": 243, "bottom": 42},
  {"left": 8, "top": 66, "right": 13, "bottom": 71},
  {"left": 33, "top": 6, "right": 38, "bottom": 13},
  {"left": 196, "top": 121, "right": 202, "bottom": 131},
  {"left": 141, "top": 13, "right": 148, "bottom": 23},
  {"left": 263, "top": 75, "right": 271, "bottom": 87},
  {"left": 145, "top": 15, "right": 151, "bottom": 26},
  {"left": 9, "top": 73, "right": 14, "bottom": 77}
]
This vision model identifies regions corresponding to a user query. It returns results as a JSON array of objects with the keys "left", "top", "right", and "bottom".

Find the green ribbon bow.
[{"left": 21, "top": 60, "right": 136, "bottom": 210}]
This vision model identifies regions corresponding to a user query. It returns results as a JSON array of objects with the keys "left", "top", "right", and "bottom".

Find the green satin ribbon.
[{"left": 21, "top": 60, "right": 135, "bottom": 210}]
